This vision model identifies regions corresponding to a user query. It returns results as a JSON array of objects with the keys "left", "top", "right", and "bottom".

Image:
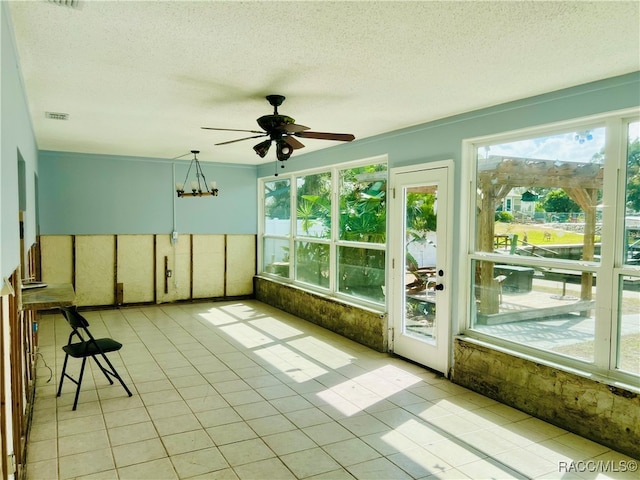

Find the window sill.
[
  {"left": 255, "top": 274, "right": 386, "bottom": 315},
  {"left": 456, "top": 334, "right": 640, "bottom": 395}
]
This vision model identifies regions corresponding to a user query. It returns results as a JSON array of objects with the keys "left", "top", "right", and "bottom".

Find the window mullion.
[
  {"left": 593, "top": 118, "right": 623, "bottom": 371},
  {"left": 330, "top": 169, "right": 339, "bottom": 294},
  {"left": 257, "top": 178, "right": 264, "bottom": 275},
  {"left": 290, "top": 174, "right": 297, "bottom": 281}
]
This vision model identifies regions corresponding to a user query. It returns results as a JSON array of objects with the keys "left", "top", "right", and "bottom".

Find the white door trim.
[{"left": 388, "top": 160, "right": 455, "bottom": 375}]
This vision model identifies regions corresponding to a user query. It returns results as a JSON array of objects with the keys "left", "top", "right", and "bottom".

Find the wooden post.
[
  {"left": 580, "top": 188, "right": 597, "bottom": 301},
  {"left": 565, "top": 187, "right": 598, "bottom": 316},
  {"left": 9, "top": 272, "right": 24, "bottom": 479},
  {"left": 478, "top": 182, "right": 499, "bottom": 314}
]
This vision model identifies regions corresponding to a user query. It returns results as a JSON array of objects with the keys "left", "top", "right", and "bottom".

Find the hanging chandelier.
[{"left": 175, "top": 150, "right": 218, "bottom": 197}]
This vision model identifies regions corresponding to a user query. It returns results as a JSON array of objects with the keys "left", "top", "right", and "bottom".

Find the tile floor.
[{"left": 26, "top": 300, "right": 636, "bottom": 480}]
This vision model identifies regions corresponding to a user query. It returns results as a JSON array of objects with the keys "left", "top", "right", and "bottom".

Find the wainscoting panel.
[
  {"left": 38, "top": 234, "right": 256, "bottom": 308},
  {"left": 75, "top": 235, "right": 115, "bottom": 306},
  {"left": 226, "top": 234, "right": 256, "bottom": 297},
  {"left": 39, "top": 235, "right": 73, "bottom": 284},
  {"left": 192, "top": 235, "right": 225, "bottom": 299},
  {"left": 116, "top": 235, "right": 155, "bottom": 304}
]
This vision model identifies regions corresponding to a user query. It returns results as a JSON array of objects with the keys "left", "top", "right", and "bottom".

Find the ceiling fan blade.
[
  {"left": 283, "top": 123, "right": 310, "bottom": 133},
  {"left": 294, "top": 131, "right": 355, "bottom": 142},
  {"left": 202, "top": 127, "right": 265, "bottom": 134},
  {"left": 283, "top": 135, "right": 305, "bottom": 150},
  {"left": 215, "top": 134, "right": 268, "bottom": 146}
]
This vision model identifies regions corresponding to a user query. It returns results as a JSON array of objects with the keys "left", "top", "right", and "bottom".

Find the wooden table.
[
  {"left": 21, "top": 283, "right": 75, "bottom": 359},
  {"left": 21, "top": 283, "right": 75, "bottom": 311}
]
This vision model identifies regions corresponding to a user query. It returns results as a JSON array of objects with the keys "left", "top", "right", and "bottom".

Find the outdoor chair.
[
  {"left": 57, "top": 306, "right": 132, "bottom": 410},
  {"left": 494, "top": 275, "right": 507, "bottom": 304}
]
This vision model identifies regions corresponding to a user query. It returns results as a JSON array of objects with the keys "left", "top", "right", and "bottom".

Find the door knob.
[{"left": 435, "top": 283, "right": 444, "bottom": 291}]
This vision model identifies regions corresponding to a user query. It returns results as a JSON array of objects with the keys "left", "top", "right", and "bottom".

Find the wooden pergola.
[{"left": 477, "top": 156, "right": 603, "bottom": 314}]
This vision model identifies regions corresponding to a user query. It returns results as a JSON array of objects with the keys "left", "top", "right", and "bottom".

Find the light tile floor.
[{"left": 26, "top": 300, "right": 636, "bottom": 480}]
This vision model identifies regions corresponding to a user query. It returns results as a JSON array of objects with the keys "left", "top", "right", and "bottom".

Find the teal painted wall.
[
  {"left": 38, "top": 151, "right": 257, "bottom": 234},
  {"left": 1, "top": 2, "right": 39, "bottom": 278}
]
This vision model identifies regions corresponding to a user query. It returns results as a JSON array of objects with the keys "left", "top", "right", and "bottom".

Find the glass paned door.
[{"left": 390, "top": 165, "right": 451, "bottom": 374}]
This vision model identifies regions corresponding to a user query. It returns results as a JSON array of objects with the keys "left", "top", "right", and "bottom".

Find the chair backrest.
[
  {"left": 60, "top": 306, "right": 95, "bottom": 343},
  {"left": 60, "top": 306, "right": 89, "bottom": 328}
]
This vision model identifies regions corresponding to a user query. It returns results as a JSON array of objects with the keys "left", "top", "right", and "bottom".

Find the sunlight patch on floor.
[
  {"left": 219, "top": 323, "right": 275, "bottom": 349},
  {"left": 254, "top": 344, "right": 329, "bottom": 382},
  {"left": 287, "top": 337, "right": 355, "bottom": 369},
  {"left": 248, "top": 317, "right": 304, "bottom": 340},
  {"left": 316, "top": 366, "right": 423, "bottom": 416}
]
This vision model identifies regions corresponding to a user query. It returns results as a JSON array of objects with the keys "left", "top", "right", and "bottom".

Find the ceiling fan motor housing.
[{"left": 257, "top": 114, "right": 296, "bottom": 133}]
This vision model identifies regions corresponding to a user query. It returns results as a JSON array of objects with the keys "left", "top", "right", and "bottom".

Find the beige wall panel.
[
  {"left": 75, "top": 235, "right": 115, "bottom": 306},
  {"left": 117, "top": 235, "right": 154, "bottom": 304},
  {"left": 39, "top": 235, "right": 73, "bottom": 283},
  {"left": 156, "top": 234, "right": 191, "bottom": 303},
  {"left": 192, "top": 235, "right": 225, "bottom": 298},
  {"left": 226, "top": 234, "right": 256, "bottom": 296}
]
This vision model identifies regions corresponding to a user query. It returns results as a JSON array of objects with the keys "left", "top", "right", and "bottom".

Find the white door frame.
[{"left": 388, "top": 160, "right": 454, "bottom": 375}]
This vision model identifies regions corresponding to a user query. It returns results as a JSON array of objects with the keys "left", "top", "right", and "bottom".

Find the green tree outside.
[{"left": 541, "top": 189, "right": 581, "bottom": 214}]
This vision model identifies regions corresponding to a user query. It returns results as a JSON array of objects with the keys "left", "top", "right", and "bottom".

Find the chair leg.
[
  {"left": 72, "top": 358, "right": 88, "bottom": 411},
  {"left": 97, "top": 353, "right": 133, "bottom": 398},
  {"left": 57, "top": 354, "right": 70, "bottom": 397},
  {"left": 92, "top": 356, "right": 115, "bottom": 385}
]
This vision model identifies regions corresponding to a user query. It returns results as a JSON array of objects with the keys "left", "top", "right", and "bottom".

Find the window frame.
[
  {"left": 260, "top": 178, "right": 292, "bottom": 279},
  {"left": 460, "top": 108, "right": 640, "bottom": 386},
  {"left": 258, "top": 156, "right": 388, "bottom": 311}
]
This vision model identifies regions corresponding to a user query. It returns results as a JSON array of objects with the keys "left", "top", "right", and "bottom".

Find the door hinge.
[
  {"left": 389, "top": 327, "right": 395, "bottom": 342},
  {"left": 392, "top": 188, "right": 396, "bottom": 199}
]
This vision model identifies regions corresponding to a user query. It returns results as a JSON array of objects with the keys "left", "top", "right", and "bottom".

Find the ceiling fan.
[{"left": 201, "top": 95, "right": 355, "bottom": 163}]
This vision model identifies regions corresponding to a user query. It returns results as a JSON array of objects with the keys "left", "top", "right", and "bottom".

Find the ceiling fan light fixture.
[
  {"left": 253, "top": 140, "right": 271, "bottom": 158},
  {"left": 276, "top": 139, "right": 293, "bottom": 161}
]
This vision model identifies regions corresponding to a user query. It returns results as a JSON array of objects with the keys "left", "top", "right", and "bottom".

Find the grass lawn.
[
  {"left": 494, "top": 222, "right": 599, "bottom": 245},
  {"left": 553, "top": 333, "right": 640, "bottom": 375}
]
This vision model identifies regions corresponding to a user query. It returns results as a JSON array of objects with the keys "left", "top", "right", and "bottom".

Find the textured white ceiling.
[{"left": 8, "top": 1, "right": 640, "bottom": 164}]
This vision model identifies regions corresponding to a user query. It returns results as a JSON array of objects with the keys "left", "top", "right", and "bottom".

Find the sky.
[{"left": 481, "top": 121, "right": 639, "bottom": 163}]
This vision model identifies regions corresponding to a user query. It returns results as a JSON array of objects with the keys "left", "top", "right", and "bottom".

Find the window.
[
  {"left": 618, "top": 120, "right": 640, "bottom": 375},
  {"left": 337, "top": 165, "right": 387, "bottom": 303},
  {"left": 262, "top": 179, "right": 290, "bottom": 278},
  {"left": 260, "top": 159, "right": 387, "bottom": 307},
  {"left": 623, "top": 121, "right": 640, "bottom": 269},
  {"left": 295, "top": 172, "right": 332, "bottom": 289},
  {"left": 465, "top": 112, "right": 639, "bottom": 382}
]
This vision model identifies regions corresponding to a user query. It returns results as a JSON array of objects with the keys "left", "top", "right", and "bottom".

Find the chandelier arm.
[
  {"left": 182, "top": 157, "right": 196, "bottom": 191},
  {"left": 196, "top": 159, "right": 208, "bottom": 192}
]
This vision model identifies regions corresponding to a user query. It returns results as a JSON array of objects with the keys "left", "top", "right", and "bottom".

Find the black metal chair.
[{"left": 57, "top": 306, "right": 132, "bottom": 410}]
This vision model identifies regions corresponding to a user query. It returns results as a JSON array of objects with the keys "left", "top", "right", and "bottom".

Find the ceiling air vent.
[
  {"left": 48, "top": 0, "right": 80, "bottom": 8},
  {"left": 45, "top": 112, "right": 69, "bottom": 120}
]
